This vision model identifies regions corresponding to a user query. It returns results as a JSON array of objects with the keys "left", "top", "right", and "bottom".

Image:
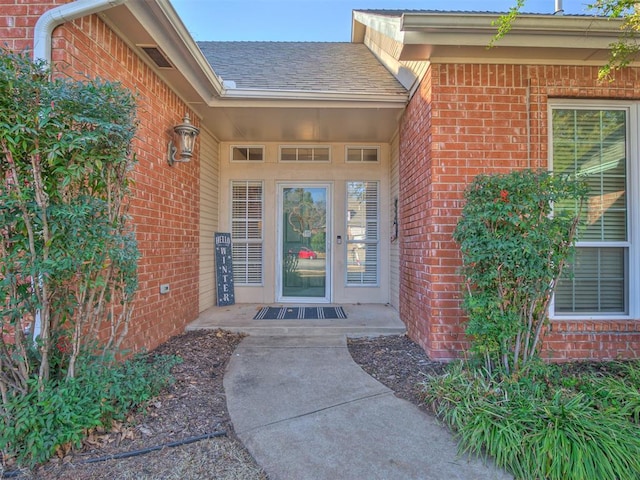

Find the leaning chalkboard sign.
[{"left": 214, "top": 232, "right": 235, "bottom": 306}]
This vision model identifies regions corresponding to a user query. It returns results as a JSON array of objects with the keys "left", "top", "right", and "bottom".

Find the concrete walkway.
[{"left": 224, "top": 335, "right": 513, "bottom": 480}]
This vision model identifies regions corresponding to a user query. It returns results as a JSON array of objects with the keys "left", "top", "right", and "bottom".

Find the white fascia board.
[
  {"left": 218, "top": 88, "right": 408, "bottom": 105},
  {"left": 400, "top": 12, "right": 623, "bottom": 46}
]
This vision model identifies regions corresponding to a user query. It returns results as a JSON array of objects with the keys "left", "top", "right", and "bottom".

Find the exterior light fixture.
[{"left": 167, "top": 114, "right": 200, "bottom": 166}]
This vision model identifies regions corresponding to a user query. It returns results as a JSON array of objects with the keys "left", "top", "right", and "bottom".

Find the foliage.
[
  {"left": 496, "top": 1, "right": 639, "bottom": 79},
  {"left": 452, "top": 170, "right": 586, "bottom": 375},
  {"left": 0, "top": 353, "right": 180, "bottom": 468},
  {"left": 0, "top": 49, "right": 139, "bottom": 401},
  {"left": 490, "top": 0, "right": 526, "bottom": 47},
  {"left": 311, "top": 231, "right": 326, "bottom": 253},
  {"left": 422, "top": 360, "right": 640, "bottom": 480},
  {"left": 592, "top": 1, "right": 640, "bottom": 79}
]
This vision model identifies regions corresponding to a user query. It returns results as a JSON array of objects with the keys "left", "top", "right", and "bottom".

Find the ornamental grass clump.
[
  {"left": 422, "top": 361, "right": 640, "bottom": 480},
  {"left": 452, "top": 169, "right": 587, "bottom": 375}
]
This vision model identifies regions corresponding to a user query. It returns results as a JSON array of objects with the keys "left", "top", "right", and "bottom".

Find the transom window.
[
  {"left": 231, "top": 146, "right": 264, "bottom": 162},
  {"left": 346, "top": 146, "right": 379, "bottom": 163},
  {"left": 231, "top": 181, "right": 263, "bottom": 285},
  {"left": 279, "top": 146, "right": 330, "bottom": 162},
  {"left": 346, "top": 181, "right": 379, "bottom": 285},
  {"left": 551, "top": 104, "right": 635, "bottom": 317}
]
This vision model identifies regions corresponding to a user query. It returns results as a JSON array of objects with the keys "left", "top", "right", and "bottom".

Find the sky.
[{"left": 169, "top": 1, "right": 592, "bottom": 42}]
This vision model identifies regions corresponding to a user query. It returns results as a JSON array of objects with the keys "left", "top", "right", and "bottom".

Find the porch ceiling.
[{"left": 195, "top": 104, "right": 405, "bottom": 143}]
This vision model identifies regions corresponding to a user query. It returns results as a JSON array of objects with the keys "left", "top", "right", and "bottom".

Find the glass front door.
[{"left": 278, "top": 185, "right": 329, "bottom": 302}]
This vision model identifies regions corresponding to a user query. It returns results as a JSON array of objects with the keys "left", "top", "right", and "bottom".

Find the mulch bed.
[{"left": 8, "top": 330, "right": 443, "bottom": 480}]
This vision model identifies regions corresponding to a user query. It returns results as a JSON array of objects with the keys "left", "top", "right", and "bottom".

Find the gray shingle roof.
[{"left": 197, "top": 42, "right": 407, "bottom": 95}]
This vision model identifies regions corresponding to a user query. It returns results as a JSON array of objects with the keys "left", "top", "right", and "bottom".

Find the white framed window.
[
  {"left": 230, "top": 145, "right": 264, "bottom": 162},
  {"left": 346, "top": 181, "right": 379, "bottom": 285},
  {"left": 550, "top": 101, "right": 639, "bottom": 318},
  {"left": 279, "top": 146, "right": 330, "bottom": 162},
  {"left": 346, "top": 146, "right": 380, "bottom": 163},
  {"left": 231, "top": 181, "right": 263, "bottom": 285}
]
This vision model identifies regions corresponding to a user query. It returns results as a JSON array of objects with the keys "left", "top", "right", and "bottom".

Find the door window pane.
[{"left": 281, "top": 187, "right": 327, "bottom": 298}]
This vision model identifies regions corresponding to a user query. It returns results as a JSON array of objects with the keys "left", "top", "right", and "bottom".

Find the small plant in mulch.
[{"left": 0, "top": 352, "right": 180, "bottom": 469}]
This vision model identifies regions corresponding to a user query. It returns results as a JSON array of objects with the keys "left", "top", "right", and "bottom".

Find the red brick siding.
[
  {"left": 0, "top": 0, "right": 66, "bottom": 52},
  {"left": 400, "top": 63, "right": 640, "bottom": 361},
  {"left": 3, "top": 2, "right": 200, "bottom": 353}
]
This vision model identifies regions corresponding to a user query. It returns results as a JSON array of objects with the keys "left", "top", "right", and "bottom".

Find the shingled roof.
[{"left": 197, "top": 41, "right": 407, "bottom": 95}]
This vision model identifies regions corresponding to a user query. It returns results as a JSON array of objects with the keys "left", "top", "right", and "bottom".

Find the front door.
[{"left": 277, "top": 184, "right": 330, "bottom": 303}]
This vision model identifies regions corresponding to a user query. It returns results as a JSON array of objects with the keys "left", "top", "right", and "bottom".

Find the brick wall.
[
  {"left": 400, "top": 62, "right": 640, "bottom": 362},
  {"left": 0, "top": 0, "right": 65, "bottom": 52},
  {"left": 2, "top": 1, "right": 200, "bottom": 353}
]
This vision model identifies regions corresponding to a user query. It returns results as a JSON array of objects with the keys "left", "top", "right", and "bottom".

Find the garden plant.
[
  {"left": 452, "top": 169, "right": 585, "bottom": 375},
  {"left": 422, "top": 169, "right": 640, "bottom": 480},
  {"left": 0, "top": 50, "right": 175, "bottom": 468}
]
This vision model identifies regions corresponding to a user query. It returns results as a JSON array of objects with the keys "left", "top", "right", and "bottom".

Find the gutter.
[
  {"left": 33, "top": 0, "right": 126, "bottom": 63},
  {"left": 220, "top": 87, "right": 408, "bottom": 104},
  {"left": 400, "top": 12, "right": 620, "bottom": 36}
]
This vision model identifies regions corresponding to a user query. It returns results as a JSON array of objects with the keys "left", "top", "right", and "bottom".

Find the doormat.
[{"left": 254, "top": 306, "right": 347, "bottom": 320}]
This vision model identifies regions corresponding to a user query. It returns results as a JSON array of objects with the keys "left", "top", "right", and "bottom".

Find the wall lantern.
[{"left": 167, "top": 114, "right": 200, "bottom": 166}]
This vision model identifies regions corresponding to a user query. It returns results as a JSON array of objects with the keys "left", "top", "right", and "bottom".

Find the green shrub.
[
  {"left": 1, "top": 49, "right": 139, "bottom": 398},
  {"left": 422, "top": 361, "right": 640, "bottom": 480},
  {"left": 0, "top": 353, "right": 180, "bottom": 467},
  {"left": 453, "top": 170, "right": 586, "bottom": 375}
]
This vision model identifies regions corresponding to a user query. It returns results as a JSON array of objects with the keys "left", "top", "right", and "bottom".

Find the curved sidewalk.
[{"left": 224, "top": 335, "right": 513, "bottom": 480}]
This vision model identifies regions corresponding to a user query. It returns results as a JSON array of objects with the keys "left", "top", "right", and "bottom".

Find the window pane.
[
  {"left": 552, "top": 108, "right": 628, "bottom": 315},
  {"left": 362, "top": 148, "right": 379, "bottom": 162},
  {"left": 248, "top": 148, "right": 263, "bottom": 161},
  {"left": 281, "top": 148, "right": 297, "bottom": 161},
  {"left": 231, "top": 181, "right": 263, "bottom": 284},
  {"left": 347, "top": 149, "right": 362, "bottom": 162},
  {"left": 555, "top": 247, "right": 627, "bottom": 314},
  {"left": 232, "top": 147, "right": 248, "bottom": 161},
  {"left": 314, "top": 148, "right": 330, "bottom": 161},
  {"left": 298, "top": 148, "right": 313, "bottom": 161},
  {"left": 346, "top": 181, "right": 379, "bottom": 285}
]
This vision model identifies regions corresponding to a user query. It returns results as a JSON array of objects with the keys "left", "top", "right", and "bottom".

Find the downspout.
[
  {"left": 33, "top": 0, "right": 126, "bottom": 63},
  {"left": 30, "top": 0, "right": 126, "bottom": 339}
]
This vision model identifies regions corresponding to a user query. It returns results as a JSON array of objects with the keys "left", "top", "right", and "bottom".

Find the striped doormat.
[{"left": 254, "top": 306, "right": 347, "bottom": 320}]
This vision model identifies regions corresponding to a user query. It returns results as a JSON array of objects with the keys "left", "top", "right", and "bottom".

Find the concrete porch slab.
[{"left": 186, "top": 303, "right": 407, "bottom": 337}]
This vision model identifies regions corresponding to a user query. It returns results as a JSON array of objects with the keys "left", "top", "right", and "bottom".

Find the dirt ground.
[{"left": 11, "top": 330, "right": 444, "bottom": 480}]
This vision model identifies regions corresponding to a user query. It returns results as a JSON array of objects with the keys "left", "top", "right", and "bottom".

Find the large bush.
[
  {"left": 453, "top": 170, "right": 586, "bottom": 374},
  {"left": 0, "top": 49, "right": 139, "bottom": 399}
]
